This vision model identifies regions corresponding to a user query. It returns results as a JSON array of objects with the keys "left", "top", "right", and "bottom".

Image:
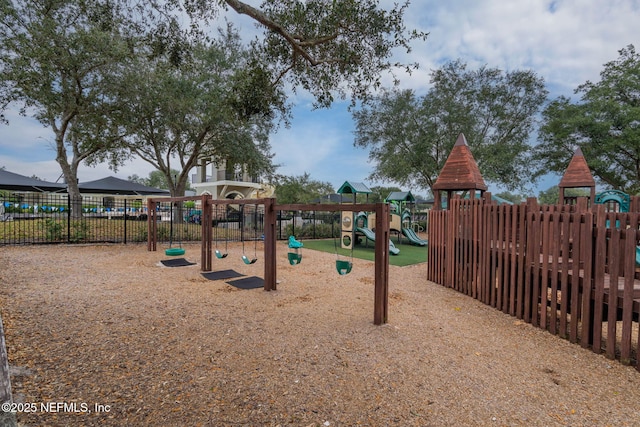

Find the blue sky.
[{"left": 1, "top": 0, "right": 638, "bottom": 196}]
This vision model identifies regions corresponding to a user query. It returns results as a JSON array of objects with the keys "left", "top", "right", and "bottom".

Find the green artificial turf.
[{"left": 299, "top": 238, "right": 427, "bottom": 267}]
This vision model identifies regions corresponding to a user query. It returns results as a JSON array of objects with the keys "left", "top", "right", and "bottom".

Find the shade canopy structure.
[
  {"left": 78, "top": 176, "right": 170, "bottom": 195},
  {"left": 336, "top": 181, "right": 372, "bottom": 203},
  {"left": 336, "top": 181, "right": 372, "bottom": 195},
  {"left": 385, "top": 191, "right": 415, "bottom": 203},
  {"left": 0, "top": 169, "right": 66, "bottom": 192}
]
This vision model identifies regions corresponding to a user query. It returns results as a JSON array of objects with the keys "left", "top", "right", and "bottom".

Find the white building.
[{"left": 191, "top": 159, "right": 274, "bottom": 200}]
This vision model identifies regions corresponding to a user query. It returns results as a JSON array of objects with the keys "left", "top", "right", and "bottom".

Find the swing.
[
  {"left": 287, "top": 235, "right": 303, "bottom": 265},
  {"left": 165, "top": 202, "right": 185, "bottom": 257},
  {"left": 214, "top": 206, "right": 228, "bottom": 259},
  {"left": 334, "top": 232, "right": 353, "bottom": 275},
  {"left": 241, "top": 204, "right": 258, "bottom": 265}
]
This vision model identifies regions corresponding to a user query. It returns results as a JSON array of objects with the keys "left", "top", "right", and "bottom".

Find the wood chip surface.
[{"left": 1, "top": 243, "right": 639, "bottom": 426}]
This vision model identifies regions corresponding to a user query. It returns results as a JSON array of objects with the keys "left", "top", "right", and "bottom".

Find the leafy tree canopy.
[
  {"left": 368, "top": 185, "right": 402, "bottom": 204},
  {"left": 274, "top": 173, "right": 334, "bottom": 204},
  {"left": 129, "top": 170, "right": 193, "bottom": 191},
  {"left": 109, "top": 25, "right": 284, "bottom": 197},
  {"left": 353, "top": 60, "right": 548, "bottom": 194},
  {"left": 533, "top": 45, "right": 640, "bottom": 194},
  {"left": 537, "top": 185, "right": 590, "bottom": 205},
  {"left": 494, "top": 191, "right": 525, "bottom": 205},
  {"left": 164, "top": 0, "right": 427, "bottom": 108},
  {"left": 1, "top": 0, "right": 425, "bottom": 201},
  {"left": 0, "top": 0, "right": 137, "bottom": 213}
]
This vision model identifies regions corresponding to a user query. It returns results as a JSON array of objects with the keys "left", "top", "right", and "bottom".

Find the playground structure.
[
  {"left": 335, "top": 181, "right": 428, "bottom": 255},
  {"left": 428, "top": 136, "right": 640, "bottom": 369},
  {"left": 147, "top": 195, "right": 392, "bottom": 325},
  {"left": 363, "top": 209, "right": 427, "bottom": 247},
  {"left": 386, "top": 191, "right": 428, "bottom": 246}
]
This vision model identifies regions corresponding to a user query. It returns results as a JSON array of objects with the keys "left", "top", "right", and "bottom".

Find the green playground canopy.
[
  {"left": 336, "top": 181, "right": 372, "bottom": 195},
  {"left": 385, "top": 191, "right": 415, "bottom": 203}
]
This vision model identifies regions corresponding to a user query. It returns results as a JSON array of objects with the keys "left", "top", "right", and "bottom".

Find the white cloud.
[{"left": 401, "top": 0, "right": 639, "bottom": 96}]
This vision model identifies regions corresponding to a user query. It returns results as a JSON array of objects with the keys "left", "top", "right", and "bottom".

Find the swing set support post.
[
  {"left": 275, "top": 202, "right": 390, "bottom": 325},
  {"left": 373, "top": 202, "right": 390, "bottom": 325},
  {"left": 264, "top": 198, "right": 277, "bottom": 291},
  {"left": 201, "top": 194, "right": 213, "bottom": 272}
]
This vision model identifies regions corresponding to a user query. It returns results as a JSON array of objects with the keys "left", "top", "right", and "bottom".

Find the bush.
[
  {"left": 44, "top": 219, "right": 63, "bottom": 241},
  {"left": 284, "top": 222, "right": 339, "bottom": 239},
  {"left": 70, "top": 220, "right": 89, "bottom": 243}
]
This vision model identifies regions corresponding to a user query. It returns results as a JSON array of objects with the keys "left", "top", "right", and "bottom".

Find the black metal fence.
[
  {"left": 0, "top": 193, "right": 344, "bottom": 246},
  {"left": 0, "top": 193, "right": 157, "bottom": 245}
]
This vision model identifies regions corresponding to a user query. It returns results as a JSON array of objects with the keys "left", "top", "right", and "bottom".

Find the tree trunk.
[{"left": 55, "top": 134, "right": 83, "bottom": 219}]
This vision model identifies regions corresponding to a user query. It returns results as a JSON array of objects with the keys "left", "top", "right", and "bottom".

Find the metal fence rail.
[{"left": 0, "top": 193, "right": 343, "bottom": 246}]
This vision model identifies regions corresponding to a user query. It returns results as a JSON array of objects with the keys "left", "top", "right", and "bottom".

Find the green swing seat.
[
  {"left": 215, "top": 249, "right": 228, "bottom": 259},
  {"left": 165, "top": 247, "right": 185, "bottom": 256},
  {"left": 287, "top": 252, "right": 302, "bottom": 265},
  {"left": 242, "top": 255, "right": 257, "bottom": 265},
  {"left": 335, "top": 260, "right": 353, "bottom": 275},
  {"left": 287, "top": 235, "right": 303, "bottom": 265}
]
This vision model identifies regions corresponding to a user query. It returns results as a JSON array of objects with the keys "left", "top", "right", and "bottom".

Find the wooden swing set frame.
[{"left": 147, "top": 195, "right": 390, "bottom": 325}]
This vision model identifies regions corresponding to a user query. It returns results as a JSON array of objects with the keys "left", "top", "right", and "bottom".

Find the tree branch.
[{"left": 224, "top": 0, "right": 335, "bottom": 67}]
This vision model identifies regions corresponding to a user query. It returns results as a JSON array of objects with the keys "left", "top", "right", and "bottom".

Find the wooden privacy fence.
[{"left": 428, "top": 196, "right": 640, "bottom": 369}]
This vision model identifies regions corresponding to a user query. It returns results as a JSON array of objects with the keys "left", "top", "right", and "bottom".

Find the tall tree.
[
  {"left": 111, "top": 26, "right": 284, "bottom": 197},
  {"left": 2, "top": 0, "right": 424, "bottom": 200},
  {"left": 0, "top": 0, "right": 135, "bottom": 216},
  {"left": 533, "top": 45, "right": 640, "bottom": 194},
  {"left": 353, "top": 60, "right": 548, "bottom": 193}
]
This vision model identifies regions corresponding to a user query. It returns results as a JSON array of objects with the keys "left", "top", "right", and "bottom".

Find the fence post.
[
  {"left": 0, "top": 315, "right": 17, "bottom": 426},
  {"left": 123, "top": 199, "right": 128, "bottom": 244},
  {"left": 67, "top": 194, "right": 71, "bottom": 243}
]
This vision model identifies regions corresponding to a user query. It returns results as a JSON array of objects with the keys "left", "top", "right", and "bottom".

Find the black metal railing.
[{"left": 0, "top": 193, "right": 346, "bottom": 246}]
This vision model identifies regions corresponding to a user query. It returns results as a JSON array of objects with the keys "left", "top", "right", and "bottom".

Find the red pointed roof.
[
  {"left": 559, "top": 148, "right": 595, "bottom": 188},
  {"left": 433, "top": 134, "right": 487, "bottom": 191}
]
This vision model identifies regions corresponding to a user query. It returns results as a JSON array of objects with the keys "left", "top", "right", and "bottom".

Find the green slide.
[
  {"left": 356, "top": 227, "right": 400, "bottom": 255},
  {"left": 402, "top": 228, "right": 428, "bottom": 246}
]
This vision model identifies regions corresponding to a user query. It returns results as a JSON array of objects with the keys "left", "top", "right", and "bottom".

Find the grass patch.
[{"left": 299, "top": 238, "right": 427, "bottom": 267}]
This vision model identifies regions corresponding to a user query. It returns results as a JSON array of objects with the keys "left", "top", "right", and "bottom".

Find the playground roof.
[
  {"left": 386, "top": 191, "right": 415, "bottom": 202},
  {"left": 433, "top": 133, "right": 487, "bottom": 191},
  {"left": 336, "top": 181, "right": 372, "bottom": 194},
  {"left": 559, "top": 148, "right": 595, "bottom": 188},
  {"left": 0, "top": 169, "right": 66, "bottom": 192}
]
